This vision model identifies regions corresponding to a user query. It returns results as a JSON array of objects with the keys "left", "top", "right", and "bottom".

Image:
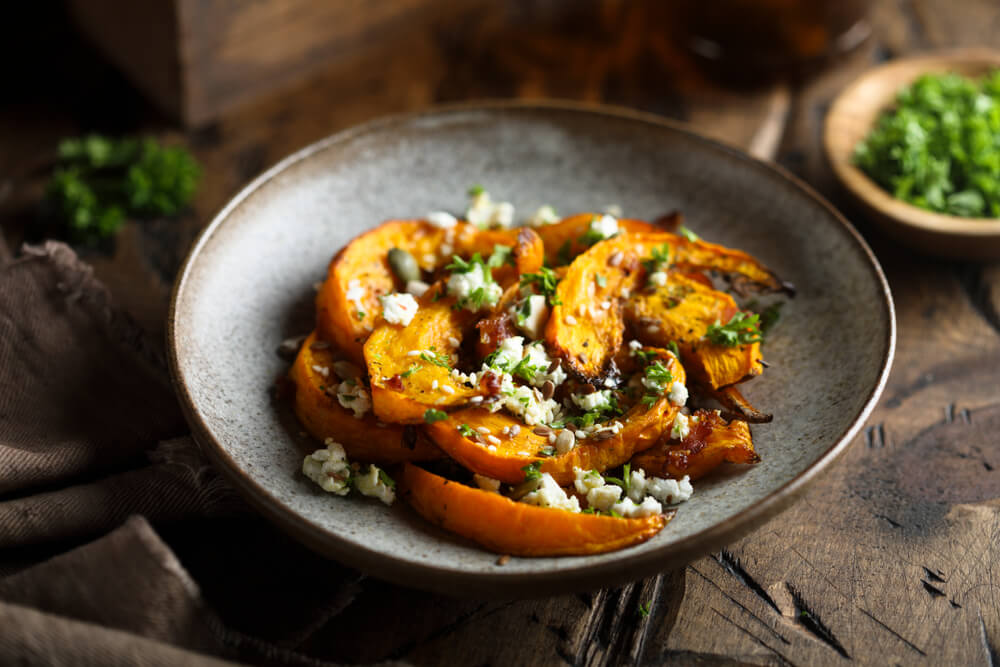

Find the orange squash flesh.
[
  {"left": 533, "top": 214, "right": 660, "bottom": 266},
  {"left": 631, "top": 231, "right": 783, "bottom": 290},
  {"left": 631, "top": 410, "right": 759, "bottom": 480},
  {"left": 545, "top": 234, "right": 643, "bottom": 379},
  {"left": 625, "top": 272, "right": 763, "bottom": 389},
  {"left": 399, "top": 463, "right": 668, "bottom": 556},
  {"left": 289, "top": 332, "right": 442, "bottom": 463},
  {"left": 423, "top": 349, "right": 685, "bottom": 485}
]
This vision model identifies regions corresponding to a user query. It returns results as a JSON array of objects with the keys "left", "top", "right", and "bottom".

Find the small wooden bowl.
[{"left": 825, "top": 48, "right": 1000, "bottom": 260}]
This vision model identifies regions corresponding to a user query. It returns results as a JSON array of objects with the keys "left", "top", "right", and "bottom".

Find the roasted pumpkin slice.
[
  {"left": 289, "top": 332, "right": 442, "bottom": 462},
  {"left": 399, "top": 463, "right": 668, "bottom": 556},
  {"left": 631, "top": 410, "right": 759, "bottom": 480},
  {"left": 626, "top": 272, "right": 763, "bottom": 389},
  {"left": 534, "top": 213, "right": 659, "bottom": 266},
  {"left": 424, "top": 348, "right": 685, "bottom": 485},
  {"left": 545, "top": 234, "right": 642, "bottom": 379},
  {"left": 316, "top": 219, "right": 524, "bottom": 363},
  {"left": 703, "top": 385, "right": 772, "bottom": 423},
  {"left": 364, "top": 291, "right": 483, "bottom": 424}
]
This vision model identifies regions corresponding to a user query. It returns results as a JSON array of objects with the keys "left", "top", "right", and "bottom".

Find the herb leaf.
[
  {"left": 520, "top": 267, "right": 562, "bottom": 305},
  {"left": 423, "top": 409, "right": 449, "bottom": 423},
  {"left": 522, "top": 461, "right": 543, "bottom": 481},
  {"left": 704, "top": 312, "right": 763, "bottom": 346}
]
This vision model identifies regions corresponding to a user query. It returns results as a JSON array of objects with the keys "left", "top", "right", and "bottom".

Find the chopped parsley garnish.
[
  {"left": 678, "top": 225, "right": 700, "bottom": 242},
  {"left": 853, "top": 70, "right": 1000, "bottom": 217},
  {"left": 639, "top": 601, "right": 651, "bottom": 618},
  {"left": 445, "top": 253, "right": 481, "bottom": 273},
  {"left": 423, "top": 409, "right": 448, "bottom": 423},
  {"left": 486, "top": 244, "right": 514, "bottom": 269},
  {"left": 643, "top": 361, "right": 673, "bottom": 390},
  {"left": 604, "top": 463, "right": 631, "bottom": 492},
  {"left": 419, "top": 347, "right": 452, "bottom": 369},
  {"left": 595, "top": 273, "right": 607, "bottom": 288},
  {"left": 446, "top": 252, "right": 503, "bottom": 311},
  {"left": 522, "top": 461, "right": 543, "bottom": 481},
  {"left": 666, "top": 340, "right": 680, "bottom": 358},
  {"left": 510, "top": 355, "right": 546, "bottom": 383},
  {"left": 520, "top": 267, "right": 562, "bottom": 305},
  {"left": 745, "top": 300, "right": 784, "bottom": 339},
  {"left": 400, "top": 364, "right": 420, "bottom": 378},
  {"left": 457, "top": 423, "right": 477, "bottom": 438},
  {"left": 377, "top": 468, "right": 396, "bottom": 488},
  {"left": 642, "top": 243, "right": 672, "bottom": 274},
  {"left": 705, "top": 311, "right": 763, "bottom": 346},
  {"left": 556, "top": 240, "right": 573, "bottom": 266},
  {"left": 632, "top": 348, "right": 658, "bottom": 364},
  {"left": 537, "top": 446, "right": 556, "bottom": 457},
  {"left": 468, "top": 184, "right": 485, "bottom": 197},
  {"left": 355, "top": 310, "right": 365, "bottom": 320}
]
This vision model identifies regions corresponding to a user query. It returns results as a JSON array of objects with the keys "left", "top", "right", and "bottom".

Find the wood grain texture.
[{"left": 3, "top": 0, "right": 1000, "bottom": 664}]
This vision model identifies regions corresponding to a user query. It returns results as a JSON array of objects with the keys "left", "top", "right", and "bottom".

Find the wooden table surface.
[{"left": 3, "top": 1, "right": 1000, "bottom": 664}]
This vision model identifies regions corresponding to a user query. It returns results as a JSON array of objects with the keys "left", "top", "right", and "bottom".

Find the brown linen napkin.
[{"left": 0, "top": 242, "right": 375, "bottom": 666}]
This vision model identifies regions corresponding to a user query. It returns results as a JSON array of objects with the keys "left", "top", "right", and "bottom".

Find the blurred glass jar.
[{"left": 666, "top": 0, "right": 872, "bottom": 85}]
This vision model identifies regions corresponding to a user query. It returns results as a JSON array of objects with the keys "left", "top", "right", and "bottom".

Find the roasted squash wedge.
[
  {"left": 424, "top": 348, "right": 685, "bottom": 485},
  {"left": 625, "top": 272, "right": 763, "bottom": 389},
  {"left": 290, "top": 332, "right": 442, "bottom": 462},
  {"left": 545, "top": 234, "right": 642, "bottom": 379},
  {"left": 533, "top": 213, "right": 659, "bottom": 266},
  {"left": 631, "top": 410, "right": 759, "bottom": 480},
  {"left": 399, "top": 463, "right": 668, "bottom": 556}
]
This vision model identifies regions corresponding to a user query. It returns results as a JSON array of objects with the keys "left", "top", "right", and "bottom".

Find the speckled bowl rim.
[
  {"left": 168, "top": 100, "right": 896, "bottom": 597},
  {"left": 825, "top": 48, "right": 1000, "bottom": 235}
]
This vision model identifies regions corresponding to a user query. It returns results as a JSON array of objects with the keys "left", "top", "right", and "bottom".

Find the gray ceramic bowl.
[{"left": 168, "top": 102, "right": 895, "bottom": 597}]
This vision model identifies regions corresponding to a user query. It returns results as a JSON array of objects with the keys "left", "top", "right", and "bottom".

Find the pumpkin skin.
[
  {"left": 631, "top": 409, "right": 759, "bottom": 480},
  {"left": 399, "top": 463, "right": 669, "bottom": 556}
]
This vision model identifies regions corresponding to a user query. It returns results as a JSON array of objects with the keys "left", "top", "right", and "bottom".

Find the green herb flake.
[
  {"left": 678, "top": 225, "right": 700, "bottom": 242},
  {"left": 419, "top": 347, "right": 452, "bottom": 369},
  {"left": 704, "top": 311, "right": 762, "bottom": 346},
  {"left": 468, "top": 184, "right": 485, "bottom": 197},
  {"left": 522, "top": 461, "right": 543, "bottom": 482},
  {"left": 595, "top": 273, "right": 607, "bottom": 288},
  {"left": 520, "top": 267, "right": 562, "bottom": 305},
  {"left": 377, "top": 468, "right": 396, "bottom": 488},
  {"left": 457, "top": 423, "right": 477, "bottom": 437},
  {"left": 423, "top": 409, "right": 449, "bottom": 424},
  {"left": 638, "top": 601, "right": 651, "bottom": 618}
]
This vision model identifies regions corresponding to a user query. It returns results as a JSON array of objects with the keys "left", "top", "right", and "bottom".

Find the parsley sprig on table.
[
  {"left": 853, "top": 70, "right": 1000, "bottom": 218},
  {"left": 43, "top": 135, "right": 201, "bottom": 244},
  {"left": 704, "top": 312, "right": 763, "bottom": 346}
]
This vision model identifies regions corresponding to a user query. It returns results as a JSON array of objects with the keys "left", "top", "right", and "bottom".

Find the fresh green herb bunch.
[
  {"left": 853, "top": 70, "right": 1000, "bottom": 218},
  {"left": 44, "top": 134, "right": 201, "bottom": 243}
]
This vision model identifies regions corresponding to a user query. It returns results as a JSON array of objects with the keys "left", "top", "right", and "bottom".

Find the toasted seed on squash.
[
  {"left": 631, "top": 231, "right": 784, "bottom": 291},
  {"left": 399, "top": 463, "right": 668, "bottom": 556},
  {"left": 289, "top": 332, "right": 442, "bottom": 462},
  {"left": 625, "top": 272, "right": 763, "bottom": 389},
  {"left": 545, "top": 234, "right": 642, "bottom": 379},
  {"left": 424, "top": 348, "right": 685, "bottom": 485},
  {"left": 631, "top": 410, "right": 759, "bottom": 480}
]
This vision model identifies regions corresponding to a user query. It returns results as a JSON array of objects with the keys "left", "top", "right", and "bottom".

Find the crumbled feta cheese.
[
  {"left": 587, "top": 484, "right": 623, "bottom": 512},
  {"left": 628, "top": 340, "right": 643, "bottom": 353},
  {"left": 521, "top": 473, "right": 581, "bottom": 513},
  {"left": 337, "top": 381, "right": 371, "bottom": 419},
  {"left": 523, "top": 341, "right": 567, "bottom": 387},
  {"left": 302, "top": 439, "right": 351, "bottom": 495},
  {"left": 466, "top": 190, "right": 515, "bottom": 229},
  {"left": 405, "top": 279, "right": 430, "bottom": 297},
  {"left": 379, "top": 292, "right": 418, "bottom": 326},
  {"left": 649, "top": 271, "right": 667, "bottom": 287},
  {"left": 490, "top": 335, "right": 525, "bottom": 371},
  {"left": 447, "top": 262, "right": 503, "bottom": 311},
  {"left": 474, "top": 473, "right": 501, "bottom": 493},
  {"left": 526, "top": 205, "right": 559, "bottom": 227},
  {"left": 426, "top": 210, "right": 458, "bottom": 229},
  {"left": 354, "top": 464, "right": 396, "bottom": 505},
  {"left": 571, "top": 389, "right": 612, "bottom": 412},
  {"left": 588, "top": 214, "right": 619, "bottom": 240},
  {"left": 515, "top": 294, "right": 550, "bottom": 340},
  {"left": 612, "top": 496, "right": 662, "bottom": 518},
  {"left": 496, "top": 383, "right": 561, "bottom": 426},
  {"left": 573, "top": 467, "right": 605, "bottom": 495},
  {"left": 668, "top": 381, "right": 688, "bottom": 407},
  {"left": 345, "top": 280, "right": 366, "bottom": 311},
  {"left": 645, "top": 474, "right": 694, "bottom": 505},
  {"left": 670, "top": 412, "right": 691, "bottom": 440}
]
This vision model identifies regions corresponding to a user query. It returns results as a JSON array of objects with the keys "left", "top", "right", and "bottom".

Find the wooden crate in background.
[{"left": 67, "top": 0, "right": 460, "bottom": 126}]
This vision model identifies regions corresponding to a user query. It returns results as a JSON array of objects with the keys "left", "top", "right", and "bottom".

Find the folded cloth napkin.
[{"left": 0, "top": 243, "right": 378, "bottom": 666}]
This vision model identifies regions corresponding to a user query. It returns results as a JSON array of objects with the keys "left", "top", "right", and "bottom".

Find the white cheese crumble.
[
  {"left": 647, "top": 475, "right": 693, "bottom": 505},
  {"left": 521, "top": 473, "right": 581, "bottom": 513},
  {"left": 587, "top": 484, "right": 623, "bottom": 512},
  {"left": 649, "top": 271, "right": 667, "bottom": 287},
  {"left": 573, "top": 467, "right": 605, "bottom": 495},
  {"left": 612, "top": 496, "right": 663, "bottom": 518},
  {"left": 668, "top": 381, "right": 688, "bottom": 407},
  {"left": 489, "top": 335, "right": 525, "bottom": 371},
  {"left": 588, "top": 214, "right": 620, "bottom": 240},
  {"left": 405, "top": 279, "right": 430, "bottom": 297},
  {"left": 466, "top": 190, "right": 515, "bottom": 229},
  {"left": 354, "top": 464, "right": 396, "bottom": 505},
  {"left": 494, "top": 382, "right": 561, "bottom": 426},
  {"left": 379, "top": 292, "right": 418, "bottom": 326},
  {"left": 522, "top": 341, "right": 567, "bottom": 387},
  {"left": 447, "top": 262, "right": 503, "bottom": 311},
  {"left": 571, "top": 389, "right": 612, "bottom": 412},
  {"left": 426, "top": 210, "right": 458, "bottom": 229},
  {"left": 670, "top": 412, "right": 693, "bottom": 440},
  {"left": 302, "top": 439, "right": 351, "bottom": 495},
  {"left": 345, "top": 279, "right": 366, "bottom": 312},
  {"left": 526, "top": 205, "right": 560, "bottom": 227},
  {"left": 474, "top": 473, "right": 501, "bottom": 493},
  {"left": 515, "top": 294, "right": 550, "bottom": 340},
  {"left": 336, "top": 381, "right": 371, "bottom": 419}
]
